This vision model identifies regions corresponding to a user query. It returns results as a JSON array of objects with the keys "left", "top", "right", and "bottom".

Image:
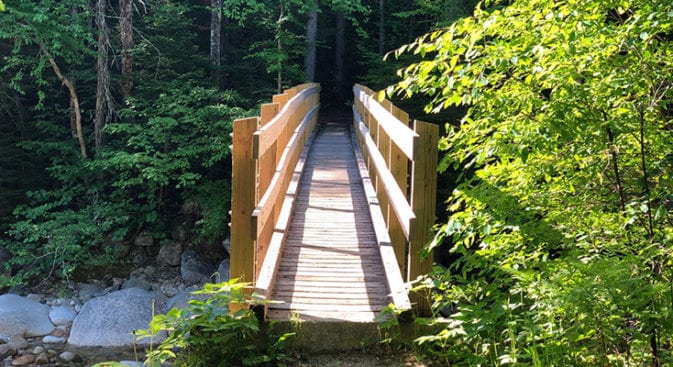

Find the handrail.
[
  {"left": 352, "top": 83, "right": 438, "bottom": 315},
  {"left": 230, "top": 83, "right": 321, "bottom": 301}
]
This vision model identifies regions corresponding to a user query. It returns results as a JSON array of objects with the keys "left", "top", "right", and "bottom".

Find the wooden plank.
[
  {"left": 230, "top": 117, "right": 259, "bottom": 313},
  {"left": 389, "top": 105, "right": 410, "bottom": 278},
  {"left": 255, "top": 85, "right": 319, "bottom": 158},
  {"left": 269, "top": 303, "right": 388, "bottom": 312},
  {"left": 267, "top": 310, "right": 380, "bottom": 322},
  {"left": 354, "top": 109, "right": 415, "bottom": 239},
  {"left": 408, "top": 119, "right": 439, "bottom": 316},
  {"left": 252, "top": 104, "right": 320, "bottom": 239},
  {"left": 353, "top": 84, "right": 417, "bottom": 159},
  {"left": 350, "top": 124, "right": 412, "bottom": 312}
]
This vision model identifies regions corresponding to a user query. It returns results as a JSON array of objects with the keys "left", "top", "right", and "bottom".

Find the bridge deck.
[{"left": 267, "top": 114, "right": 391, "bottom": 322}]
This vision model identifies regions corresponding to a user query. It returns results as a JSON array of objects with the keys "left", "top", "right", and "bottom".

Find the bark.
[
  {"left": 42, "top": 48, "right": 87, "bottom": 159},
  {"left": 378, "top": 0, "right": 385, "bottom": 56},
  {"left": 334, "top": 12, "right": 346, "bottom": 101},
  {"left": 94, "top": 0, "right": 112, "bottom": 151},
  {"left": 210, "top": 0, "right": 222, "bottom": 87},
  {"left": 304, "top": 6, "right": 318, "bottom": 82},
  {"left": 119, "top": 0, "right": 134, "bottom": 99},
  {"left": 277, "top": 2, "right": 285, "bottom": 93}
]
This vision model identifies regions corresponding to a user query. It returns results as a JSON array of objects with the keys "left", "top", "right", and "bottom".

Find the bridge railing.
[
  {"left": 230, "top": 83, "right": 321, "bottom": 298},
  {"left": 352, "top": 84, "right": 438, "bottom": 314}
]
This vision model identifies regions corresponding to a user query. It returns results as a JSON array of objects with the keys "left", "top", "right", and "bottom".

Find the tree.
[
  {"left": 94, "top": 0, "right": 112, "bottom": 151},
  {"left": 119, "top": 0, "right": 134, "bottom": 99},
  {"left": 391, "top": 0, "right": 673, "bottom": 365},
  {"left": 210, "top": 0, "right": 223, "bottom": 87},
  {"left": 304, "top": 2, "right": 318, "bottom": 81}
]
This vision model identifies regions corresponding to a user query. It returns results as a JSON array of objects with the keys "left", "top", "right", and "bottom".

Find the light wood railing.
[
  {"left": 352, "top": 84, "right": 438, "bottom": 315},
  {"left": 230, "top": 83, "right": 321, "bottom": 298}
]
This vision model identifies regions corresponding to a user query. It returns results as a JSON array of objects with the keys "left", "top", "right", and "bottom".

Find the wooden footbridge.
[{"left": 230, "top": 83, "right": 438, "bottom": 323}]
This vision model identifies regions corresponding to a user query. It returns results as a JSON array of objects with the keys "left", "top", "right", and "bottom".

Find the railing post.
[
  {"left": 408, "top": 119, "right": 439, "bottom": 316},
  {"left": 230, "top": 116, "right": 259, "bottom": 311}
]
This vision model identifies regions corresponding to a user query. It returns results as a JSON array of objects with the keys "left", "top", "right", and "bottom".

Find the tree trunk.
[
  {"left": 119, "top": 0, "right": 134, "bottom": 99},
  {"left": 334, "top": 12, "right": 345, "bottom": 101},
  {"left": 304, "top": 5, "right": 318, "bottom": 82},
  {"left": 94, "top": 0, "right": 112, "bottom": 151},
  {"left": 210, "top": 0, "right": 222, "bottom": 88},
  {"left": 378, "top": 0, "right": 385, "bottom": 56},
  {"left": 277, "top": 2, "right": 285, "bottom": 93},
  {"left": 43, "top": 48, "right": 87, "bottom": 159}
]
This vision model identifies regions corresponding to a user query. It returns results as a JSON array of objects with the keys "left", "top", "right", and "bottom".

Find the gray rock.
[
  {"left": 0, "top": 344, "right": 15, "bottom": 359},
  {"left": 49, "top": 306, "right": 77, "bottom": 326},
  {"left": 222, "top": 238, "right": 231, "bottom": 255},
  {"left": 180, "top": 249, "right": 214, "bottom": 285},
  {"left": 157, "top": 241, "right": 182, "bottom": 266},
  {"left": 172, "top": 224, "right": 189, "bottom": 242},
  {"left": 120, "top": 361, "right": 144, "bottom": 366},
  {"left": 134, "top": 231, "right": 154, "bottom": 247},
  {"left": 58, "top": 351, "right": 76, "bottom": 362},
  {"left": 68, "top": 288, "right": 165, "bottom": 348},
  {"left": 42, "top": 335, "right": 65, "bottom": 344},
  {"left": 31, "top": 346, "right": 45, "bottom": 355},
  {"left": 122, "top": 277, "right": 152, "bottom": 292},
  {"left": 0, "top": 295, "right": 53, "bottom": 339},
  {"left": 166, "top": 286, "right": 210, "bottom": 311},
  {"left": 214, "top": 258, "right": 230, "bottom": 283},
  {"left": 78, "top": 284, "right": 105, "bottom": 303},
  {"left": 35, "top": 352, "right": 49, "bottom": 365},
  {"left": 8, "top": 336, "right": 28, "bottom": 350},
  {"left": 25, "top": 294, "right": 42, "bottom": 303}
]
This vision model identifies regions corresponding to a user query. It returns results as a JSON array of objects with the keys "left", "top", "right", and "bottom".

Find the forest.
[{"left": 1, "top": 0, "right": 673, "bottom": 366}]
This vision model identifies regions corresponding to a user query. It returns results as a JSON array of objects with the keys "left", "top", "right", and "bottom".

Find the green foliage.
[
  {"left": 137, "top": 279, "right": 293, "bottom": 367},
  {"left": 390, "top": 0, "right": 673, "bottom": 365}
]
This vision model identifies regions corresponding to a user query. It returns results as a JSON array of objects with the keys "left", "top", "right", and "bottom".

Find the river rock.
[
  {"left": 11, "top": 354, "right": 35, "bottom": 366},
  {"left": 215, "top": 258, "right": 230, "bottom": 283},
  {"left": 59, "top": 351, "right": 76, "bottom": 362},
  {"left": 172, "top": 224, "right": 189, "bottom": 242},
  {"left": 122, "top": 277, "right": 152, "bottom": 292},
  {"left": 42, "top": 335, "right": 64, "bottom": 344},
  {"left": 8, "top": 336, "right": 28, "bottom": 350},
  {"left": 222, "top": 238, "right": 231, "bottom": 255},
  {"left": 180, "top": 249, "right": 214, "bottom": 285},
  {"left": 49, "top": 306, "right": 77, "bottom": 326},
  {"left": 157, "top": 241, "right": 182, "bottom": 266},
  {"left": 0, "top": 295, "right": 53, "bottom": 339},
  {"left": 134, "top": 231, "right": 154, "bottom": 247},
  {"left": 166, "top": 286, "right": 210, "bottom": 311},
  {"left": 35, "top": 352, "right": 49, "bottom": 365},
  {"left": 78, "top": 284, "right": 105, "bottom": 303},
  {"left": 0, "top": 344, "right": 15, "bottom": 359},
  {"left": 68, "top": 288, "right": 165, "bottom": 347}
]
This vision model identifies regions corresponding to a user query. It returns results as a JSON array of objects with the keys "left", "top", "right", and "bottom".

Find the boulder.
[
  {"left": 68, "top": 288, "right": 165, "bottom": 348},
  {"left": 122, "top": 277, "right": 152, "bottom": 292},
  {"left": 134, "top": 231, "right": 154, "bottom": 247},
  {"left": 166, "top": 286, "right": 210, "bottom": 311},
  {"left": 180, "top": 249, "right": 214, "bottom": 285},
  {"left": 78, "top": 284, "right": 105, "bottom": 304},
  {"left": 49, "top": 306, "right": 77, "bottom": 326},
  {"left": 0, "top": 295, "right": 54, "bottom": 339},
  {"left": 214, "top": 258, "right": 230, "bottom": 283},
  {"left": 157, "top": 241, "right": 182, "bottom": 266}
]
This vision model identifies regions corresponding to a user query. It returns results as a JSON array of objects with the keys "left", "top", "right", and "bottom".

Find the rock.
[
  {"left": 0, "top": 295, "right": 53, "bottom": 339},
  {"left": 166, "top": 286, "right": 210, "bottom": 311},
  {"left": 180, "top": 249, "right": 214, "bottom": 285},
  {"left": 11, "top": 354, "right": 35, "bottom": 366},
  {"left": 68, "top": 288, "right": 165, "bottom": 347},
  {"left": 120, "top": 361, "right": 144, "bottom": 366},
  {"left": 31, "top": 346, "right": 45, "bottom": 355},
  {"left": 122, "top": 277, "right": 152, "bottom": 292},
  {"left": 157, "top": 241, "right": 182, "bottom": 266},
  {"left": 6, "top": 286, "right": 28, "bottom": 296},
  {"left": 222, "top": 238, "right": 231, "bottom": 255},
  {"left": 112, "top": 277, "right": 125, "bottom": 290},
  {"left": 0, "top": 344, "right": 15, "bottom": 359},
  {"left": 51, "top": 327, "right": 67, "bottom": 338},
  {"left": 42, "top": 335, "right": 64, "bottom": 344},
  {"left": 172, "top": 224, "right": 189, "bottom": 242},
  {"left": 25, "top": 294, "right": 42, "bottom": 303},
  {"left": 7, "top": 336, "right": 28, "bottom": 351},
  {"left": 49, "top": 306, "right": 77, "bottom": 326},
  {"left": 134, "top": 231, "right": 154, "bottom": 247},
  {"left": 35, "top": 352, "right": 49, "bottom": 365},
  {"left": 59, "top": 351, "right": 76, "bottom": 362},
  {"left": 78, "top": 284, "right": 105, "bottom": 303},
  {"left": 214, "top": 258, "right": 230, "bottom": 283}
]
